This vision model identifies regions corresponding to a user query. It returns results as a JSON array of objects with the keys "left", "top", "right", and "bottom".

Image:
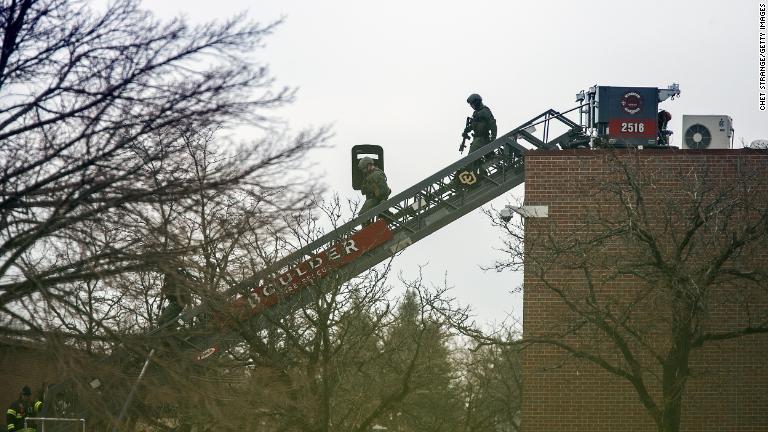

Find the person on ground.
[{"left": 7, "top": 386, "right": 42, "bottom": 432}]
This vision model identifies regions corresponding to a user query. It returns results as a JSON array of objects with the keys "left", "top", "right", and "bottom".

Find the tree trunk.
[
  {"left": 660, "top": 315, "right": 692, "bottom": 432},
  {"left": 659, "top": 398, "right": 683, "bottom": 432}
]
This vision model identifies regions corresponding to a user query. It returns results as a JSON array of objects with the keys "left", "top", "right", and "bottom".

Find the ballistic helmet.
[
  {"left": 358, "top": 157, "right": 374, "bottom": 170},
  {"left": 466, "top": 93, "right": 482, "bottom": 105}
]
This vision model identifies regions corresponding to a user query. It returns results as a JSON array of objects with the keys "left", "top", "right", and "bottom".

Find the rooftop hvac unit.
[{"left": 681, "top": 115, "right": 733, "bottom": 149}]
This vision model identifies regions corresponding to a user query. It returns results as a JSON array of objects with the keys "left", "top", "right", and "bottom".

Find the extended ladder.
[
  {"left": 183, "top": 108, "right": 581, "bottom": 359},
  {"left": 109, "top": 108, "right": 580, "bottom": 427}
]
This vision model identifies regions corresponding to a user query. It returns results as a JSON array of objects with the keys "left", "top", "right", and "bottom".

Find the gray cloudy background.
[{"left": 145, "top": 0, "right": 766, "bottom": 325}]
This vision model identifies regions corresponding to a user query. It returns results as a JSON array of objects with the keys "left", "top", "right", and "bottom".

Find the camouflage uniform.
[
  {"left": 158, "top": 268, "right": 193, "bottom": 328},
  {"left": 359, "top": 166, "right": 391, "bottom": 216},
  {"left": 466, "top": 105, "right": 498, "bottom": 153}
]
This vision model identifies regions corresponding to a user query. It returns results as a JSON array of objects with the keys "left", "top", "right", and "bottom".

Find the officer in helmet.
[
  {"left": 358, "top": 157, "right": 391, "bottom": 222},
  {"left": 462, "top": 93, "right": 498, "bottom": 154},
  {"left": 6, "top": 386, "right": 42, "bottom": 432},
  {"left": 657, "top": 109, "right": 673, "bottom": 146}
]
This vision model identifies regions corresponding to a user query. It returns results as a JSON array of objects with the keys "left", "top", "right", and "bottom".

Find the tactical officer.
[
  {"left": 657, "top": 109, "right": 673, "bottom": 146},
  {"left": 358, "top": 157, "right": 391, "bottom": 220},
  {"left": 157, "top": 267, "right": 193, "bottom": 329},
  {"left": 7, "top": 386, "right": 42, "bottom": 432},
  {"left": 462, "top": 94, "right": 498, "bottom": 154}
]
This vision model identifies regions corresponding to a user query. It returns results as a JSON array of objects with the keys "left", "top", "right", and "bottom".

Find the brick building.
[
  {"left": 521, "top": 149, "right": 768, "bottom": 431},
  {"left": 0, "top": 339, "right": 58, "bottom": 414}
]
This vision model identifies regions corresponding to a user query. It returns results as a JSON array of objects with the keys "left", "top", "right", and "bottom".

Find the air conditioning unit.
[{"left": 681, "top": 115, "right": 733, "bottom": 149}]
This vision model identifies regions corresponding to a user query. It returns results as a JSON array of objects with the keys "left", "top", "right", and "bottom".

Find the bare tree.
[
  {"left": 0, "top": 3, "right": 330, "bottom": 429},
  {"left": 0, "top": 0, "right": 326, "bottom": 337},
  {"left": 22, "top": 126, "right": 326, "bottom": 430},
  {"left": 454, "top": 340, "right": 522, "bottom": 432},
  {"left": 214, "top": 206, "right": 458, "bottom": 432},
  {"left": 132, "top": 200, "right": 465, "bottom": 432}
]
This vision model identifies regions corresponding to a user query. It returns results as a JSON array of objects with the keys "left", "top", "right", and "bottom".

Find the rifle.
[{"left": 459, "top": 116, "right": 472, "bottom": 153}]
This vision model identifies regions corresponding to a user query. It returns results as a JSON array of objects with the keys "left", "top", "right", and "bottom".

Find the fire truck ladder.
[
  {"left": 207, "top": 108, "right": 580, "bottom": 333},
  {"left": 112, "top": 108, "right": 579, "bottom": 427}
]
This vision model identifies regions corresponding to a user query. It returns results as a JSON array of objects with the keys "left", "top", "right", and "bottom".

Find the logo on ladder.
[{"left": 458, "top": 170, "right": 477, "bottom": 185}]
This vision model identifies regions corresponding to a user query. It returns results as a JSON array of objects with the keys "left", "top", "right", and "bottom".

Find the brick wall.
[
  {"left": 522, "top": 149, "right": 768, "bottom": 431},
  {"left": 0, "top": 341, "right": 58, "bottom": 413}
]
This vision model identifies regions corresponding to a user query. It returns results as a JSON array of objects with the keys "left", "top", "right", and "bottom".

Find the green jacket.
[{"left": 361, "top": 167, "right": 391, "bottom": 200}]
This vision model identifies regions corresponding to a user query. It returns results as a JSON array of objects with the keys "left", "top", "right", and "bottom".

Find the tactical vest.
[{"left": 471, "top": 106, "right": 495, "bottom": 139}]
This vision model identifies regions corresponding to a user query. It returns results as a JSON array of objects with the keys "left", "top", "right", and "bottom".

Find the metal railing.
[{"left": 25, "top": 417, "right": 86, "bottom": 432}]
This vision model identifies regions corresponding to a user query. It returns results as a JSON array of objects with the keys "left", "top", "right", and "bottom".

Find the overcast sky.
[{"left": 144, "top": 0, "right": 766, "bottom": 326}]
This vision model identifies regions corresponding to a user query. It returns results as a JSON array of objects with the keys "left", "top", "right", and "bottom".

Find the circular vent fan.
[{"left": 684, "top": 124, "right": 712, "bottom": 149}]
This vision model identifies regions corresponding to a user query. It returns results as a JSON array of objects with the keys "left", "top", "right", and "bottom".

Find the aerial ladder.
[
  {"left": 181, "top": 82, "right": 684, "bottom": 356},
  {"left": 39, "top": 108, "right": 584, "bottom": 431},
  {"left": 183, "top": 107, "right": 585, "bottom": 360}
]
